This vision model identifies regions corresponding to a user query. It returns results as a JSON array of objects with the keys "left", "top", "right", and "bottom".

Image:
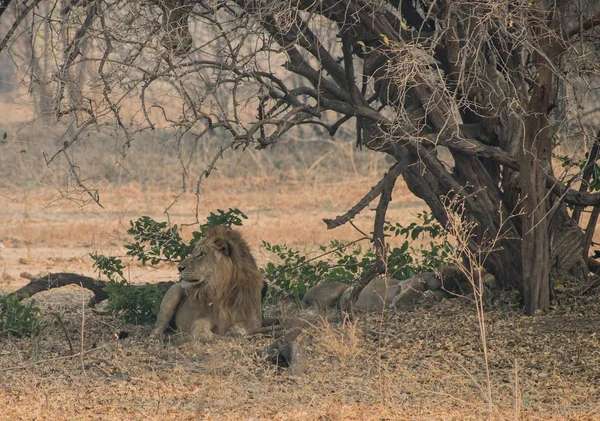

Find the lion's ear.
[{"left": 212, "top": 238, "right": 231, "bottom": 257}]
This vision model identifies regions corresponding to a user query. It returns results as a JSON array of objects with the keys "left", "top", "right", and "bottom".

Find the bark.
[
  {"left": 550, "top": 203, "right": 588, "bottom": 279},
  {"left": 520, "top": 131, "right": 551, "bottom": 315},
  {"left": 8, "top": 273, "right": 175, "bottom": 305},
  {"left": 520, "top": 65, "right": 554, "bottom": 314},
  {"left": 519, "top": 2, "right": 571, "bottom": 314}
]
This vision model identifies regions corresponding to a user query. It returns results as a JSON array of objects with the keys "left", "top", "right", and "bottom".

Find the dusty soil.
[
  {"left": 1, "top": 179, "right": 600, "bottom": 420},
  {"left": 0, "top": 178, "right": 424, "bottom": 290}
]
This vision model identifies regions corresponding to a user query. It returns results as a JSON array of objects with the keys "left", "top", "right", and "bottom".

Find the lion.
[
  {"left": 301, "top": 266, "right": 496, "bottom": 314},
  {"left": 150, "top": 226, "right": 264, "bottom": 342}
]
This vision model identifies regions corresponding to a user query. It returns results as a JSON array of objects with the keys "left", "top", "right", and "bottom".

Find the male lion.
[{"left": 150, "top": 226, "right": 263, "bottom": 342}]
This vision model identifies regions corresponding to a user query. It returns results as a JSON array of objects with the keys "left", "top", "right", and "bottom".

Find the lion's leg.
[
  {"left": 150, "top": 283, "right": 185, "bottom": 339},
  {"left": 190, "top": 318, "right": 214, "bottom": 342}
]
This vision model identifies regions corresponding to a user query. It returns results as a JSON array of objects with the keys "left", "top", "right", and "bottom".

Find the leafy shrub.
[
  {"left": 384, "top": 211, "right": 455, "bottom": 271},
  {"left": 124, "top": 208, "right": 247, "bottom": 265},
  {"left": 0, "top": 295, "right": 41, "bottom": 337},
  {"left": 89, "top": 253, "right": 125, "bottom": 280},
  {"left": 262, "top": 211, "right": 454, "bottom": 300},
  {"left": 90, "top": 208, "right": 248, "bottom": 324},
  {"left": 102, "top": 280, "right": 165, "bottom": 325}
]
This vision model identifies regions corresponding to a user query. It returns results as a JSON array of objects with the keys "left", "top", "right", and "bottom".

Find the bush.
[
  {"left": 0, "top": 295, "right": 41, "bottom": 337},
  {"left": 262, "top": 211, "right": 455, "bottom": 300},
  {"left": 102, "top": 281, "right": 165, "bottom": 325},
  {"left": 91, "top": 208, "right": 248, "bottom": 324}
]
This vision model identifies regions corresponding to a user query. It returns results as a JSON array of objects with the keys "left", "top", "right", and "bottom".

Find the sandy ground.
[{"left": 0, "top": 178, "right": 426, "bottom": 291}]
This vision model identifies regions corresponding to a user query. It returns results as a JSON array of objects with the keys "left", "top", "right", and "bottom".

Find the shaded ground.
[{"left": 0, "top": 287, "right": 599, "bottom": 420}]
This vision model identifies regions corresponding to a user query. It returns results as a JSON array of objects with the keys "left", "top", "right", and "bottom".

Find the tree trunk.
[
  {"left": 520, "top": 127, "right": 551, "bottom": 315},
  {"left": 520, "top": 44, "right": 555, "bottom": 314}
]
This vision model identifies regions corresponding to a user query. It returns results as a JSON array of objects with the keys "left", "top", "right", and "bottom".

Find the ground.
[{"left": 1, "top": 179, "right": 600, "bottom": 420}]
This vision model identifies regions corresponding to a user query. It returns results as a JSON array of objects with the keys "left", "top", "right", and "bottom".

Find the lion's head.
[{"left": 179, "top": 225, "right": 258, "bottom": 287}]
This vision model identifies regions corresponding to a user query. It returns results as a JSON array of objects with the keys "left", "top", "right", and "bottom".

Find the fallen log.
[{"left": 8, "top": 272, "right": 175, "bottom": 305}]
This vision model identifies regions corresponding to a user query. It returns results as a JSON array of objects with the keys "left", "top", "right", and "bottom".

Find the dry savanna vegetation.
[
  {"left": 0, "top": 152, "right": 599, "bottom": 420},
  {"left": 1, "top": 0, "right": 600, "bottom": 420}
]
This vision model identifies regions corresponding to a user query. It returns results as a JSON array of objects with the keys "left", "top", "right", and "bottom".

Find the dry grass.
[
  {"left": 0, "top": 176, "right": 423, "bottom": 290},
  {"left": 0, "top": 168, "right": 599, "bottom": 419},
  {"left": 0, "top": 288, "right": 598, "bottom": 420}
]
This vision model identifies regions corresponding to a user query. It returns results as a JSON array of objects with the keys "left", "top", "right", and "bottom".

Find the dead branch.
[
  {"left": 342, "top": 163, "right": 398, "bottom": 311},
  {"left": 323, "top": 161, "right": 406, "bottom": 230},
  {"left": 7, "top": 273, "right": 176, "bottom": 305}
]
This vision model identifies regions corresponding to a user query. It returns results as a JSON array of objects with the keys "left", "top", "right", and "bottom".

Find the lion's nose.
[{"left": 178, "top": 264, "right": 185, "bottom": 273}]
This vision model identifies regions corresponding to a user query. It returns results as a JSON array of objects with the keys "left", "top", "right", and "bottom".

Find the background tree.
[{"left": 1, "top": 0, "right": 600, "bottom": 314}]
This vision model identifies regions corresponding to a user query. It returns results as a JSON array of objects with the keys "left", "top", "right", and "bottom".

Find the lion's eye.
[{"left": 195, "top": 251, "right": 205, "bottom": 258}]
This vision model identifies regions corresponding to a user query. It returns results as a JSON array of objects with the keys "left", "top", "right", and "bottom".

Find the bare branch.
[
  {"left": 0, "top": 0, "right": 42, "bottom": 54},
  {"left": 342, "top": 160, "right": 397, "bottom": 310},
  {"left": 323, "top": 160, "right": 406, "bottom": 230}
]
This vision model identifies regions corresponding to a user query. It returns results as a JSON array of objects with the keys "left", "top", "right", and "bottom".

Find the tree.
[{"left": 1, "top": 0, "right": 600, "bottom": 314}]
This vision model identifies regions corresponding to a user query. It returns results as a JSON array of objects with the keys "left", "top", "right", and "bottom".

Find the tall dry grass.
[{"left": 0, "top": 120, "right": 391, "bottom": 191}]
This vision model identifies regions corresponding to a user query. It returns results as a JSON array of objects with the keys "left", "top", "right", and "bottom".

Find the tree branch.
[
  {"left": 323, "top": 160, "right": 406, "bottom": 229},
  {"left": 342, "top": 163, "right": 398, "bottom": 310},
  {"left": 567, "top": 11, "right": 600, "bottom": 38},
  {"left": 0, "top": 0, "right": 42, "bottom": 54}
]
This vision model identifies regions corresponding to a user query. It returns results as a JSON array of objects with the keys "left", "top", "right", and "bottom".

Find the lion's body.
[
  {"left": 354, "top": 277, "right": 402, "bottom": 312},
  {"left": 301, "top": 282, "right": 350, "bottom": 310},
  {"left": 301, "top": 278, "right": 402, "bottom": 313},
  {"left": 302, "top": 267, "right": 496, "bottom": 314},
  {"left": 150, "top": 227, "right": 263, "bottom": 342}
]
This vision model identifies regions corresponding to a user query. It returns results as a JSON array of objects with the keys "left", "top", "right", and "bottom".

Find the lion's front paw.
[
  {"left": 194, "top": 333, "right": 215, "bottom": 343},
  {"left": 226, "top": 325, "right": 248, "bottom": 337},
  {"left": 149, "top": 329, "right": 164, "bottom": 341}
]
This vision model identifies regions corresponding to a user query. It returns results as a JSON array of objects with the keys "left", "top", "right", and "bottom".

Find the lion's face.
[{"left": 178, "top": 233, "right": 233, "bottom": 290}]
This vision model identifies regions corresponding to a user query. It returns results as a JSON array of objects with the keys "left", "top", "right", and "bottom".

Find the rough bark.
[
  {"left": 520, "top": 123, "right": 551, "bottom": 315},
  {"left": 520, "top": 55, "right": 555, "bottom": 314}
]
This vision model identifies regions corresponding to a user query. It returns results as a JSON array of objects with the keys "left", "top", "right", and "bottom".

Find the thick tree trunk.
[
  {"left": 520, "top": 129, "right": 551, "bottom": 315},
  {"left": 520, "top": 44, "right": 555, "bottom": 314}
]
